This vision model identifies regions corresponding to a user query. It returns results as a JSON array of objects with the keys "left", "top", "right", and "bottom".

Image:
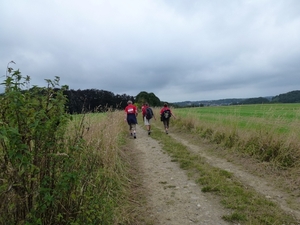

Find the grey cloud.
[{"left": 1, "top": 0, "right": 300, "bottom": 102}]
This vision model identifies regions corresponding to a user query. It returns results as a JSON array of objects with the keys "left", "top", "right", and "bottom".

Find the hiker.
[
  {"left": 142, "top": 103, "right": 156, "bottom": 135},
  {"left": 160, "top": 103, "right": 176, "bottom": 134},
  {"left": 124, "top": 100, "right": 138, "bottom": 138}
]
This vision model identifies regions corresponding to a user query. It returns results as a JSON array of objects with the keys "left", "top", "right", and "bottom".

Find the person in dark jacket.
[
  {"left": 160, "top": 103, "right": 176, "bottom": 134},
  {"left": 142, "top": 103, "right": 156, "bottom": 135}
]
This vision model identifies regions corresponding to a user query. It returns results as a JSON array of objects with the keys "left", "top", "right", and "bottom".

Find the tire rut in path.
[{"left": 133, "top": 125, "right": 230, "bottom": 225}]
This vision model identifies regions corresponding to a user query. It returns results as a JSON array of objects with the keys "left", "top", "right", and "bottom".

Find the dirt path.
[
  {"left": 131, "top": 124, "right": 300, "bottom": 224},
  {"left": 133, "top": 125, "right": 230, "bottom": 224}
]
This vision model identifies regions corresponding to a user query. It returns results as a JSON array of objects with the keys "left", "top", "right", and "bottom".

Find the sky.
[{"left": 1, "top": 0, "right": 300, "bottom": 102}]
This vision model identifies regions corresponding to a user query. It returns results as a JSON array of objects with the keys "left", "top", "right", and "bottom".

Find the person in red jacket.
[
  {"left": 160, "top": 103, "right": 176, "bottom": 134},
  {"left": 125, "top": 100, "right": 138, "bottom": 138}
]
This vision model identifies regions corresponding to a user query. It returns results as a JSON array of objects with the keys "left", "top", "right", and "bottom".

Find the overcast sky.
[{"left": 1, "top": 0, "right": 300, "bottom": 102}]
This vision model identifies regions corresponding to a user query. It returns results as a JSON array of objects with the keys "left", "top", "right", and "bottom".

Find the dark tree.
[
  {"left": 135, "top": 91, "right": 161, "bottom": 106},
  {"left": 272, "top": 90, "right": 300, "bottom": 103},
  {"left": 240, "top": 97, "right": 270, "bottom": 104},
  {"left": 64, "top": 89, "right": 133, "bottom": 114}
]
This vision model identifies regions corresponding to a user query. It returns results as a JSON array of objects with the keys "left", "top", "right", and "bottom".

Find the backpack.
[
  {"left": 162, "top": 109, "right": 171, "bottom": 119},
  {"left": 146, "top": 107, "right": 153, "bottom": 119}
]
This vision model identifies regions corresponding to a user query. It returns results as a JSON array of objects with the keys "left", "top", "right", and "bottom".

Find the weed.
[
  {"left": 212, "top": 131, "right": 225, "bottom": 144},
  {"left": 223, "top": 212, "right": 247, "bottom": 222}
]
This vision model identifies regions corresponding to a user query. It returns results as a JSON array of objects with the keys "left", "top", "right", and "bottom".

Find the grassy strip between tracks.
[{"left": 148, "top": 125, "right": 298, "bottom": 225}]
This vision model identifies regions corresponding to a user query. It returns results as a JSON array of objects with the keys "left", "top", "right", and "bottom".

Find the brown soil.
[{"left": 128, "top": 125, "right": 300, "bottom": 224}]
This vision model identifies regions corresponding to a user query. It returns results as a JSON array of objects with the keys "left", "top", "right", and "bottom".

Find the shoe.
[
  {"left": 148, "top": 130, "right": 151, "bottom": 135},
  {"left": 134, "top": 133, "right": 136, "bottom": 139},
  {"left": 166, "top": 130, "right": 168, "bottom": 134}
]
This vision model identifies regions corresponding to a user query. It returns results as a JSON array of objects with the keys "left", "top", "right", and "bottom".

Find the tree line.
[
  {"left": 176, "top": 90, "right": 300, "bottom": 108},
  {"left": 1, "top": 86, "right": 166, "bottom": 114},
  {"left": 63, "top": 89, "right": 134, "bottom": 113},
  {"left": 63, "top": 89, "right": 163, "bottom": 114},
  {"left": 238, "top": 90, "right": 300, "bottom": 105}
]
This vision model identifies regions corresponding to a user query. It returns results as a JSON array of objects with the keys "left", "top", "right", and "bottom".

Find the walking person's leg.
[
  {"left": 132, "top": 123, "right": 137, "bottom": 138},
  {"left": 129, "top": 123, "right": 133, "bottom": 136},
  {"left": 144, "top": 117, "right": 151, "bottom": 135},
  {"left": 166, "top": 119, "right": 170, "bottom": 134},
  {"left": 148, "top": 118, "right": 152, "bottom": 135},
  {"left": 163, "top": 120, "right": 168, "bottom": 134},
  {"left": 128, "top": 115, "right": 137, "bottom": 138}
]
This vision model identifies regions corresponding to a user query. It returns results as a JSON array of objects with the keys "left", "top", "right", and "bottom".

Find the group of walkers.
[{"left": 124, "top": 101, "right": 176, "bottom": 139}]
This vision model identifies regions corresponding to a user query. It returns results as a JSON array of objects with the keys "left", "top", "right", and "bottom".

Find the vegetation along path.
[{"left": 129, "top": 124, "right": 300, "bottom": 224}]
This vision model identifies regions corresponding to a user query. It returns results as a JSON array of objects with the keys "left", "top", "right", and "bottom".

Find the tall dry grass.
[
  {"left": 68, "top": 110, "right": 135, "bottom": 224},
  {"left": 77, "top": 111, "right": 126, "bottom": 170}
]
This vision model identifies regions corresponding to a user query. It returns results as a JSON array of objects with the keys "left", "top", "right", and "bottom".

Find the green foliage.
[
  {"left": 63, "top": 89, "right": 133, "bottom": 113},
  {"left": 0, "top": 70, "right": 73, "bottom": 224},
  {"left": 174, "top": 104, "right": 300, "bottom": 168},
  {"left": 239, "top": 97, "right": 270, "bottom": 104},
  {"left": 272, "top": 90, "right": 300, "bottom": 103},
  {"left": 222, "top": 212, "right": 247, "bottom": 222},
  {"left": 135, "top": 91, "right": 161, "bottom": 106}
]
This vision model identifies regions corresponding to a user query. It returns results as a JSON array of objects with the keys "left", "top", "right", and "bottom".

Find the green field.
[
  {"left": 166, "top": 103, "right": 300, "bottom": 171},
  {"left": 174, "top": 103, "right": 300, "bottom": 135}
]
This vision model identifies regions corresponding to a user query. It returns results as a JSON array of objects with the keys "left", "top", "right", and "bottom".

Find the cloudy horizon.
[{"left": 1, "top": 0, "right": 300, "bottom": 102}]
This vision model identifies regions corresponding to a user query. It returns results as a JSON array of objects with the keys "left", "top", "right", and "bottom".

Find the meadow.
[
  {"left": 175, "top": 103, "right": 300, "bottom": 135},
  {"left": 172, "top": 104, "right": 300, "bottom": 168}
]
